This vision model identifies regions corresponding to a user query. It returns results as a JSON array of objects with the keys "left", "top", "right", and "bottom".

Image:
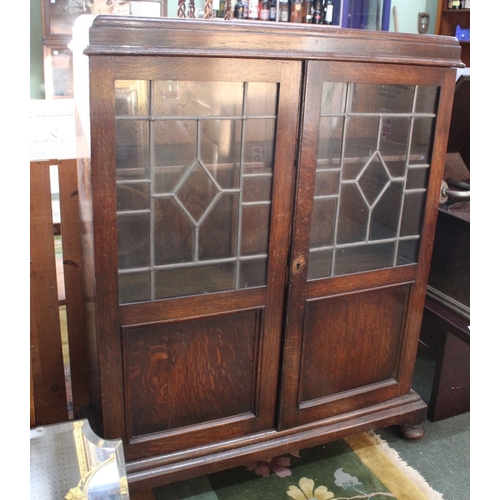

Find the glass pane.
[
  {"left": 370, "top": 182, "right": 404, "bottom": 240},
  {"left": 199, "top": 194, "right": 239, "bottom": 260},
  {"left": 240, "top": 258, "right": 267, "bottom": 288},
  {"left": 242, "top": 176, "right": 272, "bottom": 203},
  {"left": 241, "top": 204, "right": 271, "bottom": 255},
  {"left": 117, "top": 213, "right": 150, "bottom": 269},
  {"left": 116, "top": 79, "right": 278, "bottom": 303},
  {"left": 350, "top": 83, "right": 414, "bottom": 114},
  {"left": 201, "top": 119, "right": 242, "bottom": 189},
  {"left": 117, "top": 182, "right": 150, "bottom": 212},
  {"left": 154, "top": 81, "right": 244, "bottom": 117},
  {"left": 119, "top": 272, "right": 151, "bottom": 304},
  {"left": 244, "top": 119, "right": 276, "bottom": 173},
  {"left": 310, "top": 198, "right": 337, "bottom": 247},
  {"left": 336, "top": 183, "right": 368, "bottom": 245},
  {"left": 154, "top": 120, "right": 196, "bottom": 172},
  {"left": 400, "top": 191, "right": 426, "bottom": 237},
  {"left": 314, "top": 170, "right": 340, "bottom": 197},
  {"left": 335, "top": 243, "right": 395, "bottom": 275},
  {"left": 321, "top": 82, "right": 347, "bottom": 114},
  {"left": 409, "top": 117, "right": 435, "bottom": 165},
  {"left": 307, "top": 249, "right": 333, "bottom": 280},
  {"left": 415, "top": 86, "right": 439, "bottom": 114},
  {"left": 246, "top": 82, "right": 278, "bottom": 116},
  {"left": 308, "top": 80, "right": 437, "bottom": 280},
  {"left": 317, "top": 116, "right": 344, "bottom": 168},
  {"left": 115, "top": 81, "right": 150, "bottom": 116},
  {"left": 154, "top": 197, "right": 194, "bottom": 265},
  {"left": 406, "top": 166, "right": 429, "bottom": 190},
  {"left": 176, "top": 164, "right": 220, "bottom": 222},
  {"left": 397, "top": 239, "right": 420, "bottom": 265},
  {"left": 343, "top": 116, "right": 379, "bottom": 180},
  {"left": 115, "top": 120, "right": 150, "bottom": 179},
  {"left": 380, "top": 116, "right": 411, "bottom": 177},
  {"left": 155, "top": 263, "right": 236, "bottom": 299}
]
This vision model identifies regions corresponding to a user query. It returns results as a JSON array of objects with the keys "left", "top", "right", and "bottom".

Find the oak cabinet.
[{"left": 74, "top": 17, "right": 463, "bottom": 491}]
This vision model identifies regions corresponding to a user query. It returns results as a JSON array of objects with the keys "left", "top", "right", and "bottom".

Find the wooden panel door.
[
  {"left": 87, "top": 55, "right": 302, "bottom": 460},
  {"left": 279, "top": 61, "right": 456, "bottom": 429}
]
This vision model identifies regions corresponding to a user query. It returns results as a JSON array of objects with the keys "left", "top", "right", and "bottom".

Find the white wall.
[{"left": 388, "top": 0, "right": 438, "bottom": 34}]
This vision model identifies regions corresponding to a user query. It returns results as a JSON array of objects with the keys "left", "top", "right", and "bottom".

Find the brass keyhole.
[{"left": 292, "top": 255, "right": 306, "bottom": 275}]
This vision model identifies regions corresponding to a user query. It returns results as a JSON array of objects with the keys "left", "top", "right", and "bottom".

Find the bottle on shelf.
[
  {"left": 242, "top": 0, "right": 249, "bottom": 17},
  {"left": 290, "top": 0, "right": 305, "bottom": 22},
  {"left": 269, "top": 0, "right": 277, "bottom": 20},
  {"left": 278, "top": 0, "right": 290, "bottom": 21},
  {"left": 323, "top": 0, "right": 334, "bottom": 24},
  {"left": 259, "top": 0, "right": 271, "bottom": 20},
  {"left": 248, "top": 0, "right": 259, "bottom": 19},
  {"left": 220, "top": 0, "right": 227, "bottom": 17},
  {"left": 312, "top": 0, "right": 323, "bottom": 23},
  {"left": 234, "top": 0, "right": 245, "bottom": 18},
  {"left": 305, "top": 0, "right": 313, "bottom": 23}
]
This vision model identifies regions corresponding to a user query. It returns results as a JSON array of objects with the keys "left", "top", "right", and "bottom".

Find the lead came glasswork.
[
  {"left": 308, "top": 83, "right": 438, "bottom": 280},
  {"left": 115, "top": 80, "right": 278, "bottom": 303}
]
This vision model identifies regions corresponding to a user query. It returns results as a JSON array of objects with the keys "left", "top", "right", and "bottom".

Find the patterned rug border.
[
  {"left": 345, "top": 432, "right": 444, "bottom": 500},
  {"left": 130, "top": 432, "right": 444, "bottom": 500}
]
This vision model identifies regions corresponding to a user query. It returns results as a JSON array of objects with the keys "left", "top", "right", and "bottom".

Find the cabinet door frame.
[
  {"left": 278, "top": 61, "right": 457, "bottom": 430},
  {"left": 87, "top": 55, "right": 303, "bottom": 459}
]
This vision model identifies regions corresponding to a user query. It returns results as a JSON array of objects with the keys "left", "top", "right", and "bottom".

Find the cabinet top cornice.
[{"left": 84, "top": 16, "right": 464, "bottom": 68}]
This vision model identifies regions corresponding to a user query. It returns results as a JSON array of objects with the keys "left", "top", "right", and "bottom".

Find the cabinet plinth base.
[{"left": 125, "top": 391, "right": 427, "bottom": 492}]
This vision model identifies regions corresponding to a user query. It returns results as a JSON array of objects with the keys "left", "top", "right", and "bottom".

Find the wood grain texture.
[
  {"left": 58, "top": 159, "right": 90, "bottom": 415},
  {"left": 30, "top": 161, "right": 68, "bottom": 425}
]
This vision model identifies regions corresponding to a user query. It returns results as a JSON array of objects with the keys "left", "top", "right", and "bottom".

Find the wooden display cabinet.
[{"left": 73, "top": 17, "right": 463, "bottom": 492}]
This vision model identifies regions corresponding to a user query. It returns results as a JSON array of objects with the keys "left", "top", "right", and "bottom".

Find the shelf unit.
[{"left": 436, "top": 2, "right": 470, "bottom": 67}]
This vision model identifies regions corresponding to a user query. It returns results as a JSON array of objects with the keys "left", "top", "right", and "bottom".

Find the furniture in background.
[
  {"left": 419, "top": 72, "right": 470, "bottom": 422},
  {"left": 436, "top": 0, "right": 470, "bottom": 67},
  {"left": 40, "top": 0, "right": 166, "bottom": 98},
  {"left": 73, "top": 17, "right": 463, "bottom": 492}
]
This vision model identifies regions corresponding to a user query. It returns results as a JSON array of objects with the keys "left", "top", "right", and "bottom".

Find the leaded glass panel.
[
  {"left": 115, "top": 79, "right": 278, "bottom": 303},
  {"left": 307, "top": 83, "right": 439, "bottom": 280}
]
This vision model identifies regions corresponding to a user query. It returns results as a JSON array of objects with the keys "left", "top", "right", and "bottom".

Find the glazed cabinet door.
[
  {"left": 88, "top": 55, "right": 302, "bottom": 460},
  {"left": 279, "top": 61, "right": 456, "bottom": 429}
]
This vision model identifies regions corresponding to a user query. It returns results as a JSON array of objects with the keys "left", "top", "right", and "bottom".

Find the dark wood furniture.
[
  {"left": 436, "top": 0, "right": 470, "bottom": 67},
  {"left": 74, "top": 17, "right": 463, "bottom": 492},
  {"left": 419, "top": 71, "right": 470, "bottom": 422}
]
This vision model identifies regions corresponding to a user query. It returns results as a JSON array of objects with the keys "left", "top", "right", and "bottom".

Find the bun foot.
[{"left": 400, "top": 424, "right": 425, "bottom": 440}]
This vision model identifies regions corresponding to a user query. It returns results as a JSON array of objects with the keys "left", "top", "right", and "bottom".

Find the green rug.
[{"left": 131, "top": 432, "right": 443, "bottom": 500}]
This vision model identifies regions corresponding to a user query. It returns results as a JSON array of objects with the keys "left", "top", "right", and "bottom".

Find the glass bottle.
[
  {"left": 269, "top": 0, "right": 277, "bottom": 20},
  {"left": 248, "top": 0, "right": 259, "bottom": 19},
  {"left": 305, "top": 0, "right": 313, "bottom": 23},
  {"left": 278, "top": 0, "right": 290, "bottom": 21},
  {"left": 312, "top": 0, "right": 323, "bottom": 24},
  {"left": 290, "top": 0, "right": 305, "bottom": 22},
  {"left": 323, "top": 0, "right": 334, "bottom": 24},
  {"left": 242, "top": 0, "right": 249, "bottom": 17},
  {"left": 234, "top": 0, "right": 245, "bottom": 18},
  {"left": 259, "top": 0, "right": 271, "bottom": 20}
]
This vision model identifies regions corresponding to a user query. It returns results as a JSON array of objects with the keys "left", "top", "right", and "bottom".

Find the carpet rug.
[{"left": 130, "top": 432, "right": 443, "bottom": 500}]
